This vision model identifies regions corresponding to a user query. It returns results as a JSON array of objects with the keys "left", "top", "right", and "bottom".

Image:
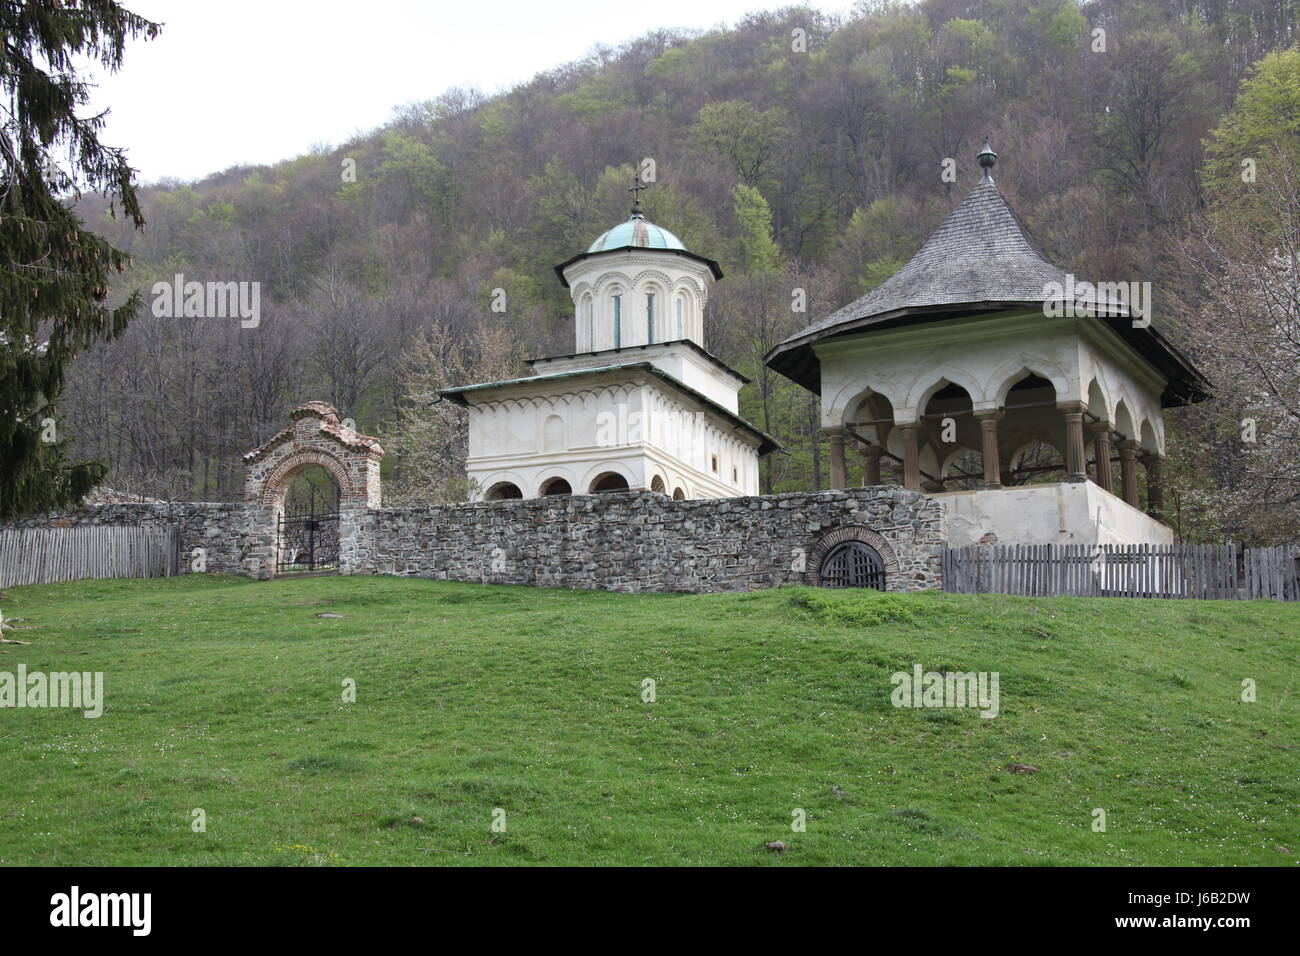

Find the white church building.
[
  {"left": 442, "top": 146, "right": 1208, "bottom": 550},
  {"left": 440, "top": 190, "right": 778, "bottom": 501}
]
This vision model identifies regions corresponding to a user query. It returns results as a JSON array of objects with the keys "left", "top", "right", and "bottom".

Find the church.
[
  {"left": 445, "top": 146, "right": 1208, "bottom": 549},
  {"left": 439, "top": 187, "right": 778, "bottom": 502}
]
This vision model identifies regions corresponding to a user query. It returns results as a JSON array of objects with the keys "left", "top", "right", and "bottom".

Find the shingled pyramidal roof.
[{"left": 765, "top": 144, "right": 1210, "bottom": 406}]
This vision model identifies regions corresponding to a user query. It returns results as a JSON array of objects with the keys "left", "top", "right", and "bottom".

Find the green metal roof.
[{"left": 587, "top": 213, "right": 686, "bottom": 253}]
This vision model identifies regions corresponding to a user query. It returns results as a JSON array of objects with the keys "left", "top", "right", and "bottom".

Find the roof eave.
[{"left": 554, "top": 246, "right": 724, "bottom": 288}]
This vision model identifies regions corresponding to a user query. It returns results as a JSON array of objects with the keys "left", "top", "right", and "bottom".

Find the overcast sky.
[{"left": 86, "top": 0, "right": 848, "bottom": 183}]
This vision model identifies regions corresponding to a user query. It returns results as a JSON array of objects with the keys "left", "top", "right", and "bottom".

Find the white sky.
[{"left": 86, "top": 0, "right": 848, "bottom": 184}]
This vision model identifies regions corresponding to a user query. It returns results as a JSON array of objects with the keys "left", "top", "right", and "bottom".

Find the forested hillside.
[{"left": 65, "top": 0, "right": 1300, "bottom": 542}]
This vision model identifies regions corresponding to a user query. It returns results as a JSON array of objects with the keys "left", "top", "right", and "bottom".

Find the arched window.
[
  {"left": 583, "top": 295, "right": 594, "bottom": 352},
  {"left": 612, "top": 293, "right": 622, "bottom": 349},
  {"left": 650, "top": 475, "right": 666, "bottom": 493},
  {"left": 589, "top": 472, "right": 629, "bottom": 493},
  {"left": 540, "top": 477, "right": 572, "bottom": 496},
  {"left": 818, "top": 542, "right": 886, "bottom": 590},
  {"left": 675, "top": 296, "right": 684, "bottom": 340},
  {"left": 485, "top": 482, "right": 523, "bottom": 501},
  {"left": 672, "top": 487, "right": 686, "bottom": 500}
]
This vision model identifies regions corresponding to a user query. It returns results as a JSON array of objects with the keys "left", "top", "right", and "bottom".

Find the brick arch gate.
[{"left": 242, "top": 402, "right": 383, "bottom": 578}]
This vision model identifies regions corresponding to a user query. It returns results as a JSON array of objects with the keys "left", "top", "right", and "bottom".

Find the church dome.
[{"left": 587, "top": 213, "right": 686, "bottom": 253}]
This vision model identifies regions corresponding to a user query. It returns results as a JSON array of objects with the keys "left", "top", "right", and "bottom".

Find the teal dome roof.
[{"left": 587, "top": 213, "right": 686, "bottom": 253}]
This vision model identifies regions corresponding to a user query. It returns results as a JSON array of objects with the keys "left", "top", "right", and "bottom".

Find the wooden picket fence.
[
  {"left": 942, "top": 542, "right": 1299, "bottom": 600},
  {"left": 0, "top": 525, "right": 181, "bottom": 589}
]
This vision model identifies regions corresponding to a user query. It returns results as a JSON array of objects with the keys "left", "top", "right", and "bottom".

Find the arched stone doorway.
[
  {"left": 806, "top": 525, "right": 901, "bottom": 591},
  {"left": 242, "top": 402, "right": 383, "bottom": 578}
]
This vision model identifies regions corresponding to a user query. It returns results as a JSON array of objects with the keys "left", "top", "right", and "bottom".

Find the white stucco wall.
[
  {"left": 933, "top": 480, "right": 1174, "bottom": 547},
  {"left": 530, "top": 342, "right": 745, "bottom": 413},
  {"left": 560, "top": 249, "right": 715, "bottom": 354},
  {"left": 462, "top": 370, "right": 762, "bottom": 501}
]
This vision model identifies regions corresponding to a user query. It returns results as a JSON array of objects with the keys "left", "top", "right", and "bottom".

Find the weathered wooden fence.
[
  {"left": 942, "top": 543, "right": 1300, "bottom": 600},
  {"left": 0, "top": 526, "right": 181, "bottom": 589}
]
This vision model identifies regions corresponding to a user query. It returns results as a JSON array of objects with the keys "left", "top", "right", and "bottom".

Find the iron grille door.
[
  {"left": 276, "top": 502, "right": 340, "bottom": 574},
  {"left": 819, "top": 542, "right": 886, "bottom": 590}
]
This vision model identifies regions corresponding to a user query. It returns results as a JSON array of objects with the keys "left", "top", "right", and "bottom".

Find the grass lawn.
[{"left": 0, "top": 574, "right": 1295, "bottom": 866}]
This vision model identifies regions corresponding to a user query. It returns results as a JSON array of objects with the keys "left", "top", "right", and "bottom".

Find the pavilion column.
[
  {"left": 1060, "top": 402, "right": 1088, "bottom": 480},
  {"left": 824, "top": 426, "right": 846, "bottom": 489},
  {"left": 861, "top": 443, "right": 883, "bottom": 486},
  {"left": 900, "top": 424, "right": 921, "bottom": 492},
  {"left": 1141, "top": 453, "right": 1166, "bottom": 520},
  {"left": 1118, "top": 440, "right": 1141, "bottom": 508},
  {"left": 975, "top": 411, "right": 1002, "bottom": 489},
  {"left": 1088, "top": 422, "right": 1114, "bottom": 493}
]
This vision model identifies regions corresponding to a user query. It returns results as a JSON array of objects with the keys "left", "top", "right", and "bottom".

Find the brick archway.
[
  {"left": 805, "top": 525, "right": 900, "bottom": 589},
  {"left": 241, "top": 402, "right": 383, "bottom": 577}
]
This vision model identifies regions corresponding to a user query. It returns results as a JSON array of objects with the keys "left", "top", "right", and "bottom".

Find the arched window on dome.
[
  {"left": 612, "top": 292, "right": 622, "bottom": 349},
  {"left": 675, "top": 296, "right": 684, "bottom": 340},
  {"left": 646, "top": 292, "right": 655, "bottom": 344}
]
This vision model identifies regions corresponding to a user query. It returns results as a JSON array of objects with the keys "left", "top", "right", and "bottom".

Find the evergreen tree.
[{"left": 0, "top": 1, "right": 159, "bottom": 519}]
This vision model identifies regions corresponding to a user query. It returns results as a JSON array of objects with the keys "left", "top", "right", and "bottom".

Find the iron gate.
[
  {"left": 819, "top": 541, "right": 887, "bottom": 590},
  {"left": 276, "top": 503, "right": 340, "bottom": 574}
]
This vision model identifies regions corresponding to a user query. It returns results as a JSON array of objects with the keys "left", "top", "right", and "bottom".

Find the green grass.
[{"left": 0, "top": 574, "right": 1296, "bottom": 866}]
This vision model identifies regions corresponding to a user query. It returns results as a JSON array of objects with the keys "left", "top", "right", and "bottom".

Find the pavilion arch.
[
  {"left": 985, "top": 359, "right": 1072, "bottom": 409},
  {"left": 833, "top": 382, "right": 898, "bottom": 432},
  {"left": 1008, "top": 436, "right": 1064, "bottom": 472},
  {"left": 1113, "top": 398, "right": 1137, "bottom": 440},
  {"left": 906, "top": 368, "right": 984, "bottom": 416},
  {"left": 940, "top": 446, "right": 983, "bottom": 487},
  {"left": 1139, "top": 417, "right": 1162, "bottom": 455},
  {"left": 1085, "top": 377, "right": 1111, "bottom": 424},
  {"left": 842, "top": 386, "right": 899, "bottom": 443}
]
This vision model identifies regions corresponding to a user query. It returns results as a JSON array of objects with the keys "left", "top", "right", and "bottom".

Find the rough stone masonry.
[
  {"left": 9, "top": 487, "right": 945, "bottom": 593},
  {"left": 350, "top": 487, "right": 944, "bottom": 593}
]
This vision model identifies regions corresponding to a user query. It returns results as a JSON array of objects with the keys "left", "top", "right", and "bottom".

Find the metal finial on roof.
[
  {"left": 629, "top": 174, "right": 650, "bottom": 217},
  {"left": 977, "top": 140, "right": 997, "bottom": 183}
]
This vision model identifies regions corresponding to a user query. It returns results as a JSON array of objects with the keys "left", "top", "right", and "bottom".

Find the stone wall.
[
  {"left": 352, "top": 488, "right": 944, "bottom": 593},
  {"left": 7, "top": 487, "right": 945, "bottom": 593},
  {"left": 7, "top": 502, "right": 257, "bottom": 576}
]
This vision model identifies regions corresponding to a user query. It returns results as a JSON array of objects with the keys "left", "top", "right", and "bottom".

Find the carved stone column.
[
  {"left": 1088, "top": 421, "right": 1114, "bottom": 492},
  {"left": 1118, "top": 439, "right": 1141, "bottom": 508},
  {"left": 824, "top": 426, "right": 846, "bottom": 489},
  {"left": 1059, "top": 402, "right": 1088, "bottom": 481},
  {"left": 861, "top": 443, "right": 883, "bottom": 486},
  {"left": 900, "top": 424, "right": 921, "bottom": 492},
  {"left": 975, "top": 411, "right": 1002, "bottom": 489},
  {"left": 1141, "top": 453, "right": 1166, "bottom": 520}
]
